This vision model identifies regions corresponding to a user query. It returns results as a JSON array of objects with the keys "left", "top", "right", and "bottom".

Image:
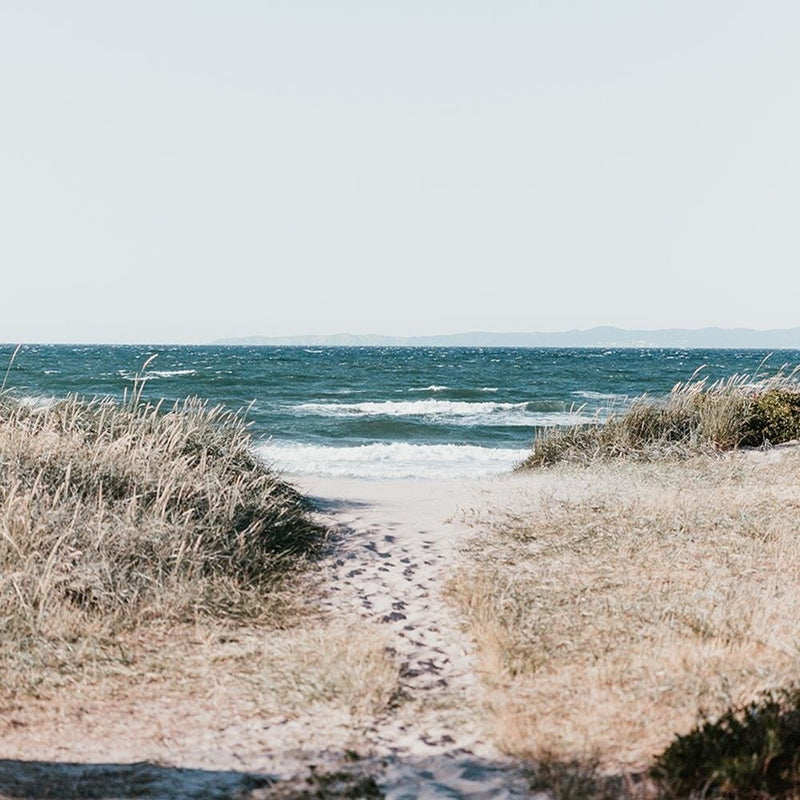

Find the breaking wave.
[
  {"left": 257, "top": 442, "right": 529, "bottom": 479},
  {"left": 292, "top": 399, "right": 592, "bottom": 428}
]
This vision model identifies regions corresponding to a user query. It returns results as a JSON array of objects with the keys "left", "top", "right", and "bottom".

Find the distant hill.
[{"left": 213, "top": 327, "right": 800, "bottom": 349}]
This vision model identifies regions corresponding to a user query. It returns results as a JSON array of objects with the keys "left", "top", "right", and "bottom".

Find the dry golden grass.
[
  {"left": 522, "top": 371, "right": 800, "bottom": 468},
  {"left": 0, "top": 392, "right": 324, "bottom": 698},
  {"left": 0, "top": 389, "right": 401, "bottom": 769},
  {"left": 2, "top": 619, "right": 399, "bottom": 768},
  {"left": 228, "top": 621, "right": 400, "bottom": 718},
  {"left": 451, "top": 447, "right": 800, "bottom": 773}
]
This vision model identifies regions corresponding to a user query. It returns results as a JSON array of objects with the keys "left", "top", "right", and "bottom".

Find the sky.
[{"left": 2, "top": 1, "right": 799, "bottom": 343}]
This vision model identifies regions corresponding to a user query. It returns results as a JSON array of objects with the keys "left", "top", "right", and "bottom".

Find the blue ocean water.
[{"left": 3, "top": 345, "right": 798, "bottom": 478}]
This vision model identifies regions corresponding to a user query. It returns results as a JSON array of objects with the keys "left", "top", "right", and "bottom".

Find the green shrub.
[
  {"left": 651, "top": 688, "right": 800, "bottom": 799},
  {"left": 742, "top": 390, "right": 800, "bottom": 447}
]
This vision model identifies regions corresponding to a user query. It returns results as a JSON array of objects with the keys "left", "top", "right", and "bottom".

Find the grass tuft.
[
  {"left": 449, "top": 450, "right": 800, "bottom": 773},
  {"left": 0, "top": 393, "right": 324, "bottom": 695},
  {"left": 521, "top": 372, "right": 800, "bottom": 468}
]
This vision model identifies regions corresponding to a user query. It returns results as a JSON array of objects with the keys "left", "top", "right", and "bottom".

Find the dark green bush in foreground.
[{"left": 651, "top": 688, "right": 800, "bottom": 799}]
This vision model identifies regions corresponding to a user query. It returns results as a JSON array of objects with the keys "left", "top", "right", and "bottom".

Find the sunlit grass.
[
  {"left": 521, "top": 370, "right": 800, "bottom": 468},
  {"left": 0, "top": 390, "right": 325, "bottom": 696},
  {"left": 451, "top": 448, "right": 800, "bottom": 794}
]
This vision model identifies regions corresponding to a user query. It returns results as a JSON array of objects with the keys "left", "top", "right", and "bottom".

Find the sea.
[{"left": 3, "top": 345, "right": 798, "bottom": 480}]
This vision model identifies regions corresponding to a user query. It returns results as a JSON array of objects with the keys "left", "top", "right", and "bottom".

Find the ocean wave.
[
  {"left": 291, "top": 399, "right": 593, "bottom": 428},
  {"left": 257, "top": 442, "right": 529, "bottom": 479},
  {"left": 150, "top": 369, "right": 197, "bottom": 377},
  {"left": 406, "top": 385, "right": 500, "bottom": 398},
  {"left": 571, "top": 390, "right": 625, "bottom": 401},
  {"left": 294, "top": 399, "right": 528, "bottom": 417},
  {"left": 17, "top": 394, "right": 55, "bottom": 410},
  {"left": 118, "top": 369, "right": 198, "bottom": 380}
]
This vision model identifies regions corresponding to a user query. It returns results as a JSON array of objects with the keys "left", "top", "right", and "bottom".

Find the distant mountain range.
[
  {"left": 214, "top": 326, "right": 800, "bottom": 350},
  {"left": 213, "top": 327, "right": 800, "bottom": 349}
]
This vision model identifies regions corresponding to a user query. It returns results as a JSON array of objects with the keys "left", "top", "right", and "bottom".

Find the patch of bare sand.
[{"left": 0, "top": 476, "right": 532, "bottom": 798}]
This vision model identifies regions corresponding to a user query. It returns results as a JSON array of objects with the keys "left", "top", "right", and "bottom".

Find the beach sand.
[
  {"left": 295, "top": 475, "right": 531, "bottom": 796},
  {"left": 0, "top": 475, "right": 533, "bottom": 799}
]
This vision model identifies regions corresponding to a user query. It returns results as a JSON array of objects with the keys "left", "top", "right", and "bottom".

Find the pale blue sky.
[{"left": 2, "top": 2, "right": 798, "bottom": 343}]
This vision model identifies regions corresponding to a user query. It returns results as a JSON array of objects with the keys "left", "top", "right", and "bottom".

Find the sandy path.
[
  {"left": 297, "top": 476, "right": 530, "bottom": 798},
  {"left": 0, "top": 476, "right": 534, "bottom": 798}
]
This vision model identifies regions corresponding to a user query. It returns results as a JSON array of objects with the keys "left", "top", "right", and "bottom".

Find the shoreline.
[{"left": 259, "top": 442, "right": 530, "bottom": 483}]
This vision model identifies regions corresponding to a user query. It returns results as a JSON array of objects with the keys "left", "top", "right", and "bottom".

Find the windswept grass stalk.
[
  {"left": 1, "top": 343, "right": 21, "bottom": 393},
  {"left": 521, "top": 370, "right": 800, "bottom": 468}
]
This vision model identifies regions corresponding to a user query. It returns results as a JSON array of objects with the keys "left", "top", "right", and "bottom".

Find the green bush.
[
  {"left": 742, "top": 390, "right": 800, "bottom": 447},
  {"left": 651, "top": 688, "right": 800, "bottom": 798}
]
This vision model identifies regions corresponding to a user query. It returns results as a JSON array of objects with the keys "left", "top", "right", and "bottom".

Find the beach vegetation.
[
  {"left": 651, "top": 687, "right": 800, "bottom": 798},
  {"left": 0, "top": 387, "right": 400, "bottom": 773},
  {"left": 743, "top": 389, "right": 800, "bottom": 447},
  {"left": 521, "top": 372, "right": 800, "bottom": 468},
  {"left": 450, "top": 447, "right": 800, "bottom": 792},
  {"left": 0, "top": 391, "right": 327, "bottom": 695}
]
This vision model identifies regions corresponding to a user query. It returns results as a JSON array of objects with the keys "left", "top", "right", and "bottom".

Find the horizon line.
[{"left": 4, "top": 324, "right": 800, "bottom": 348}]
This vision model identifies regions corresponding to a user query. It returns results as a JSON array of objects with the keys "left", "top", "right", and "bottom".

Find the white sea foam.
[
  {"left": 572, "top": 390, "right": 624, "bottom": 401},
  {"left": 295, "top": 399, "right": 527, "bottom": 417},
  {"left": 406, "top": 385, "right": 499, "bottom": 393},
  {"left": 118, "top": 369, "right": 198, "bottom": 380},
  {"left": 292, "top": 399, "right": 592, "bottom": 427},
  {"left": 151, "top": 369, "right": 197, "bottom": 377},
  {"left": 257, "top": 442, "right": 529, "bottom": 479},
  {"left": 18, "top": 394, "right": 55, "bottom": 410}
]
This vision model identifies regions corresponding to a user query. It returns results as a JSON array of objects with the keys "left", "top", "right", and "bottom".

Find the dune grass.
[
  {"left": 450, "top": 448, "right": 800, "bottom": 796},
  {"left": 0, "top": 391, "right": 326, "bottom": 697},
  {"left": 457, "top": 369, "right": 800, "bottom": 797},
  {"left": 0, "top": 385, "right": 403, "bottom": 771},
  {"left": 521, "top": 371, "right": 800, "bottom": 469}
]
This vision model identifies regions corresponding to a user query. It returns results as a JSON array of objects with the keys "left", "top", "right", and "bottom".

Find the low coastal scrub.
[
  {"left": 521, "top": 372, "right": 800, "bottom": 468},
  {"left": 450, "top": 449, "right": 800, "bottom": 794},
  {"left": 0, "top": 393, "right": 324, "bottom": 694},
  {"left": 651, "top": 687, "right": 800, "bottom": 798}
]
